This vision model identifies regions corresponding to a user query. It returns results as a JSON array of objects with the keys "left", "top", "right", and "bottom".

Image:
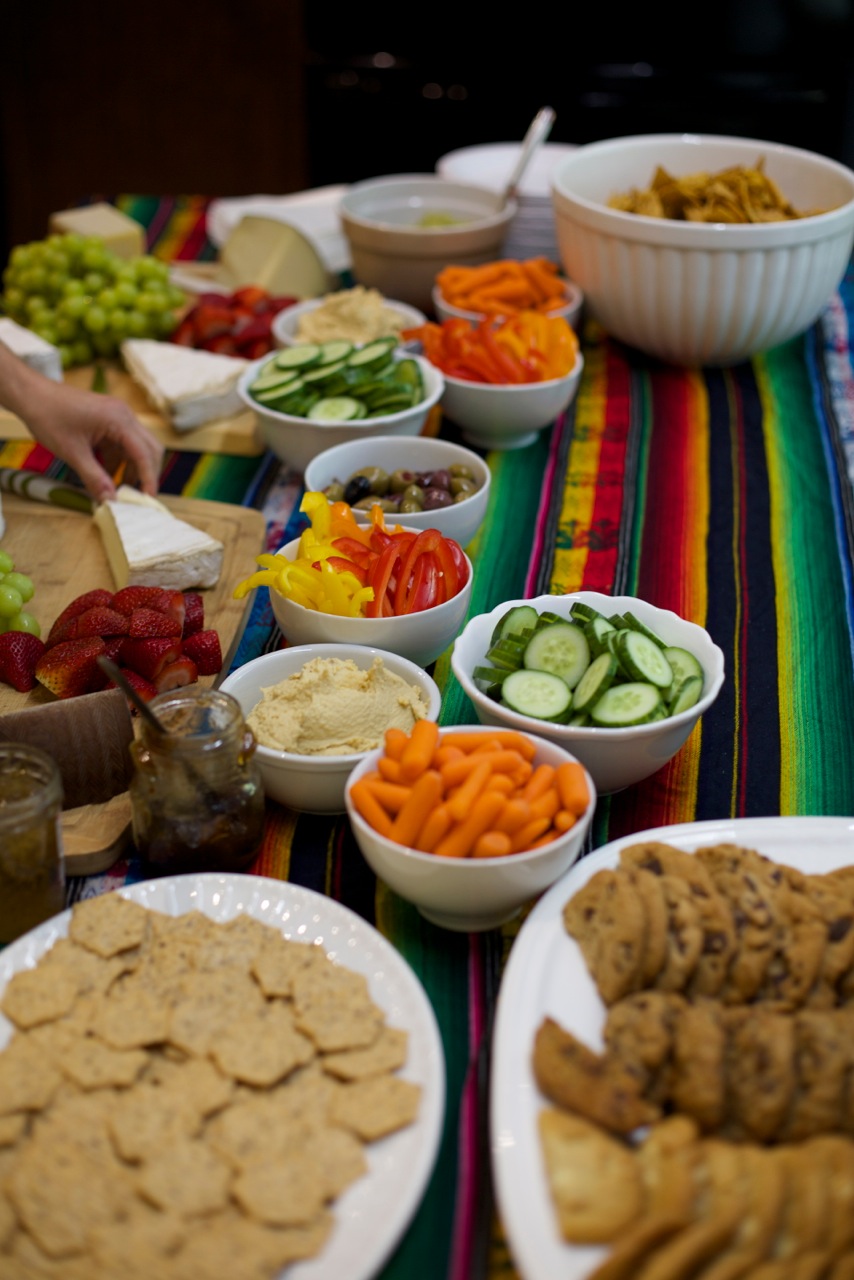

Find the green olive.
[
  {"left": 449, "top": 463, "right": 476, "bottom": 480},
  {"left": 399, "top": 497, "right": 423, "bottom": 514},
  {"left": 402, "top": 483, "right": 425, "bottom": 506},
  {"left": 450, "top": 477, "right": 476, "bottom": 497},
  {"left": 348, "top": 466, "right": 389, "bottom": 497},
  {"left": 354, "top": 496, "right": 397, "bottom": 513},
  {"left": 389, "top": 468, "right": 419, "bottom": 494},
  {"left": 323, "top": 481, "right": 346, "bottom": 502}
]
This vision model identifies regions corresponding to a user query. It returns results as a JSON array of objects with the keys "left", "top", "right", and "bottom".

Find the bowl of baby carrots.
[
  {"left": 432, "top": 257, "right": 584, "bottom": 333},
  {"left": 345, "top": 720, "right": 596, "bottom": 931}
]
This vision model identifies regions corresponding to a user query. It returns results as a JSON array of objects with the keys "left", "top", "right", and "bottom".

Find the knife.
[{"left": 0, "top": 467, "right": 94, "bottom": 514}]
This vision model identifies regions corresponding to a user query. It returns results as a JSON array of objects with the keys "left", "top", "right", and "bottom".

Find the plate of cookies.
[
  {"left": 490, "top": 815, "right": 854, "bottom": 1280},
  {"left": 0, "top": 872, "right": 445, "bottom": 1280}
]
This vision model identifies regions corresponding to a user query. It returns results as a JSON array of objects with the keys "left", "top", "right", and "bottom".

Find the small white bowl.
[
  {"left": 451, "top": 591, "right": 725, "bottom": 794},
  {"left": 272, "top": 294, "right": 427, "bottom": 348},
  {"left": 551, "top": 132, "right": 854, "bottom": 365},
  {"left": 303, "top": 435, "right": 491, "bottom": 548},
  {"left": 345, "top": 724, "right": 596, "bottom": 931},
  {"left": 431, "top": 280, "right": 584, "bottom": 335},
  {"left": 236, "top": 351, "right": 445, "bottom": 472},
  {"left": 438, "top": 354, "right": 584, "bottom": 451},
  {"left": 220, "top": 643, "right": 441, "bottom": 814},
  {"left": 339, "top": 175, "right": 518, "bottom": 313},
  {"left": 268, "top": 536, "right": 474, "bottom": 668}
]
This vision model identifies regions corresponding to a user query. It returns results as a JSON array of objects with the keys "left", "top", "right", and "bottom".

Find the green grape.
[
  {"left": 9, "top": 245, "right": 31, "bottom": 269},
  {"left": 3, "top": 286, "right": 25, "bottom": 314},
  {"left": 114, "top": 280, "right": 138, "bottom": 308},
  {"left": 58, "top": 343, "right": 74, "bottom": 369},
  {"left": 19, "top": 266, "right": 48, "bottom": 294},
  {"left": 70, "top": 338, "right": 94, "bottom": 365},
  {"left": 153, "top": 309, "right": 178, "bottom": 337},
  {"left": 62, "top": 278, "right": 86, "bottom": 298},
  {"left": 7, "top": 612, "right": 41, "bottom": 638},
  {"left": 83, "top": 271, "right": 106, "bottom": 294},
  {"left": 54, "top": 315, "right": 78, "bottom": 341},
  {"left": 97, "top": 287, "right": 118, "bottom": 311},
  {"left": 59, "top": 293, "right": 87, "bottom": 319},
  {"left": 24, "top": 295, "right": 49, "bottom": 319},
  {"left": 167, "top": 285, "right": 187, "bottom": 309},
  {"left": 134, "top": 255, "right": 166, "bottom": 282},
  {"left": 136, "top": 288, "right": 168, "bottom": 315},
  {"left": 108, "top": 308, "right": 130, "bottom": 336},
  {"left": 32, "top": 320, "right": 59, "bottom": 346},
  {"left": 3, "top": 572, "right": 33, "bottom": 604},
  {"left": 0, "top": 584, "right": 24, "bottom": 619},
  {"left": 0, "top": 551, "right": 14, "bottom": 575},
  {"left": 82, "top": 305, "right": 107, "bottom": 334},
  {"left": 125, "top": 309, "right": 149, "bottom": 337}
]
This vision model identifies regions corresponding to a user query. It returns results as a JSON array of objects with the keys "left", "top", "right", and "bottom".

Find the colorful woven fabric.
[{"left": 3, "top": 195, "right": 854, "bottom": 1280}]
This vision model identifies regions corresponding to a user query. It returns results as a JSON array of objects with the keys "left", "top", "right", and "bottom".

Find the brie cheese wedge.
[
  {"left": 121, "top": 339, "right": 248, "bottom": 431},
  {"left": 0, "top": 317, "right": 63, "bottom": 382},
  {"left": 94, "top": 491, "right": 224, "bottom": 590}
]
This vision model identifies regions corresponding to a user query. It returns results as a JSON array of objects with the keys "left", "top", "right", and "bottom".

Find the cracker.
[
  {"left": 0, "top": 1113, "right": 27, "bottom": 1147},
  {"left": 108, "top": 1081, "right": 201, "bottom": 1162},
  {"left": 295, "top": 997, "right": 383, "bottom": 1053},
  {"left": 7, "top": 1132, "right": 126, "bottom": 1257},
  {"left": 136, "top": 1137, "right": 232, "bottom": 1217},
  {"left": 211, "top": 1001, "right": 315, "bottom": 1087},
  {"left": 92, "top": 984, "right": 170, "bottom": 1049},
  {"left": 0, "top": 1035, "right": 61, "bottom": 1115},
  {"left": 0, "top": 964, "right": 79, "bottom": 1029},
  {"left": 68, "top": 892, "right": 150, "bottom": 957},
  {"left": 251, "top": 937, "right": 323, "bottom": 998},
  {"left": 322, "top": 1025, "right": 409, "bottom": 1080},
  {"left": 59, "top": 1034, "right": 148, "bottom": 1091},
  {"left": 166, "top": 969, "right": 265, "bottom": 1057},
  {"left": 233, "top": 1154, "right": 327, "bottom": 1226},
  {"left": 330, "top": 1073, "right": 421, "bottom": 1141}
]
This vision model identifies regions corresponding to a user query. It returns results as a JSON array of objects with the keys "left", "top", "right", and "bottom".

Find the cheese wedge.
[
  {"left": 0, "top": 318, "right": 63, "bottom": 382},
  {"left": 49, "top": 203, "right": 146, "bottom": 260},
  {"left": 121, "top": 340, "right": 248, "bottom": 431},
  {"left": 94, "top": 492, "right": 224, "bottom": 590}
]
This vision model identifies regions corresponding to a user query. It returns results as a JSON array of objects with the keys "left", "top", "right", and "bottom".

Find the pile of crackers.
[
  {"left": 533, "top": 841, "right": 854, "bottom": 1277},
  {"left": 0, "top": 893, "right": 421, "bottom": 1279}
]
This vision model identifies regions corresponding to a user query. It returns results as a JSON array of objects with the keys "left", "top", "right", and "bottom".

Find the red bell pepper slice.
[
  {"left": 332, "top": 536, "right": 375, "bottom": 569},
  {"left": 394, "top": 529, "right": 442, "bottom": 614},
  {"left": 325, "top": 556, "right": 368, "bottom": 586},
  {"left": 366, "top": 542, "right": 403, "bottom": 618},
  {"left": 406, "top": 552, "right": 441, "bottom": 613}
]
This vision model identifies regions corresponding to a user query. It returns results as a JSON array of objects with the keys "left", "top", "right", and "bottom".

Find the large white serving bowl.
[
  {"left": 272, "top": 294, "right": 427, "bottom": 348},
  {"left": 268, "top": 536, "right": 474, "bottom": 669},
  {"left": 219, "top": 643, "right": 441, "bottom": 814},
  {"left": 345, "top": 724, "right": 596, "bottom": 932},
  {"left": 438, "top": 353, "right": 584, "bottom": 451},
  {"left": 304, "top": 434, "right": 491, "bottom": 548},
  {"left": 339, "top": 175, "right": 518, "bottom": 313},
  {"left": 451, "top": 591, "right": 725, "bottom": 794},
  {"left": 551, "top": 133, "right": 854, "bottom": 366},
  {"left": 236, "top": 351, "right": 444, "bottom": 472}
]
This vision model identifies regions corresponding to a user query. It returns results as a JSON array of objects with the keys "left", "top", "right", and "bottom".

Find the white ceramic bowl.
[
  {"left": 437, "top": 142, "right": 578, "bottom": 200},
  {"left": 236, "top": 351, "right": 444, "bottom": 472},
  {"left": 339, "top": 175, "right": 518, "bottom": 313},
  {"left": 345, "top": 724, "right": 596, "bottom": 931},
  {"left": 303, "top": 435, "right": 491, "bottom": 548},
  {"left": 271, "top": 294, "right": 427, "bottom": 348},
  {"left": 438, "top": 353, "right": 584, "bottom": 451},
  {"left": 431, "top": 280, "right": 584, "bottom": 335},
  {"left": 219, "top": 643, "right": 441, "bottom": 814},
  {"left": 551, "top": 132, "right": 854, "bottom": 366},
  {"left": 451, "top": 591, "right": 725, "bottom": 794},
  {"left": 268, "top": 536, "right": 474, "bottom": 668}
]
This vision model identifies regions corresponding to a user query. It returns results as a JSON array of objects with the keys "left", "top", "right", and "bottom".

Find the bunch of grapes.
[
  {"left": 0, "top": 550, "right": 39, "bottom": 637},
  {"left": 1, "top": 233, "right": 186, "bottom": 368}
]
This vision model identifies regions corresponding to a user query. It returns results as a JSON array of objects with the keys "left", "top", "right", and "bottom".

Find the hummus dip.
[
  {"left": 296, "top": 287, "right": 406, "bottom": 346},
  {"left": 247, "top": 656, "right": 430, "bottom": 756}
]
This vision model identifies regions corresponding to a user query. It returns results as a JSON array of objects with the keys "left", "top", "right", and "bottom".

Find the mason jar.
[
  {"left": 129, "top": 687, "right": 265, "bottom": 874},
  {"left": 0, "top": 743, "right": 65, "bottom": 943}
]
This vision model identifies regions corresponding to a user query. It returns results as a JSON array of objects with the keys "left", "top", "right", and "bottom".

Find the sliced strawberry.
[
  {"left": 74, "top": 606, "right": 130, "bottom": 639},
  {"left": 120, "top": 636, "right": 182, "bottom": 681},
  {"left": 233, "top": 314, "right": 272, "bottom": 344},
  {"left": 154, "top": 655, "right": 198, "bottom": 693},
  {"left": 102, "top": 635, "right": 126, "bottom": 663},
  {"left": 46, "top": 589, "right": 114, "bottom": 645},
  {"left": 193, "top": 303, "right": 235, "bottom": 343},
  {"left": 202, "top": 334, "right": 239, "bottom": 356},
  {"left": 230, "top": 285, "right": 269, "bottom": 314},
  {"left": 161, "top": 590, "right": 186, "bottom": 633},
  {"left": 267, "top": 295, "right": 298, "bottom": 315},
  {"left": 240, "top": 337, "right": 273, "bottom": 360},
  {"left": 128, "top": 607, "right": 182, "bottom": 639},
  {"left": 170, "top": 314, "right": 197, "bottom": 347},
  {"left": 35, "top": 637, "right": 106, "bottom": 699},
  {"left": 181, "top": 629, "right": 222, "bottom": 676},
  {"left": 105, "top": 666, "right": 159, "bottom": 705},
  {"left": 0, "top": 631, "right": 47, "bottom": 692},
  {"left": 112, "top": 586, "right": 173, "bottom": 617},
  {"left": 45, "top": 614, "right": 80, "bottom": 647},
  {"left": 182, "top": 592, "right": 205, "bottom": 637}
]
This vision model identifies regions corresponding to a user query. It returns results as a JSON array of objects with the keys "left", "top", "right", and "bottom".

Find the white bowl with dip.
[
  {"left": 219, "top": 643, "right": 442, "bottom": 814},
  {"left": 272, "top": 291, "right": 427, "bottom": 348}
]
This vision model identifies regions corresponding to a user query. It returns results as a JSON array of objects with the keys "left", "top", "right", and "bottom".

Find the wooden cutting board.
[
  {"left": 0, "top": 362, "right": 264, "bottom": 457},
  {"left": 0, "top": 492, "right": 267, "bottom": 873}
]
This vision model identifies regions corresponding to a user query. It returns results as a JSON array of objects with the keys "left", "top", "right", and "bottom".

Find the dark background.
[{"left": 2, "top": 0, "right": 854, "bottom": 263}]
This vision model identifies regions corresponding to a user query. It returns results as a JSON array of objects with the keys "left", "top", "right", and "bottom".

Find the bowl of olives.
[{"left": 303, "top": 434, "right": 491, "bottom": 548}]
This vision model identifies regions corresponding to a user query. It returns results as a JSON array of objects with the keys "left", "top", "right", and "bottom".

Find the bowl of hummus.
[
  {"left": 272, "top": 287, "right": 427, "bottom": 349},
  {"left": 219, "top": 643, "right": 442, "bottom": 813}
]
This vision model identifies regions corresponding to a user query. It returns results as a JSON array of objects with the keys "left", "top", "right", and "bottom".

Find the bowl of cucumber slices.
[
  {"left": 451, "top": 591, "right": 725, "bottom": 793},
  {"left": 237, "top": 339, "right": 445, "bottom": 471}
]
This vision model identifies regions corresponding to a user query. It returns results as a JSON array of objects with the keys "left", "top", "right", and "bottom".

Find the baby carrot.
[
  {"left": 440, "top": 730, "right": 536, "bottom": 759},
  {"left": 441, "top": 751, "right": 495, "bottom": 790},
  {"left": 472, "top": 831, "right": 513, "bottom": 859},
  {"left": 350, "top": 779, "right": 394, "bottom": 838},
  {"left": 529, "top": 788, "right": 560, "bottom": 823},
  {"left": 485, "top": 772, "right": 515, "bottom": 795},
  {"left": 390, "top": 769, "right": 443, "bottom": 847},
  {"left": 493, "top": 798, "right": 532, "bottom": 835},
  {"left": 434, "top": 791, "right": 505, "bottom": 859},
  {"left": 555, "top": 761, "right": 590, "bottom": 815},
  {"left": 384, "top": 727, "right": 409, "bottom": 761},
  {"left": 510, "top": 815, "right": 552, "bottom": 853},
  {"left": 446, "top": 757, "right": 493, "bottom": 823},
  {"left": 414, "top": 803, "right": 453, "bottom": 853},
  {"left": 522, "top": 764, "right": 556, "bottom": 803},
  {"left": 554, "top": 809, "right": 578, "bottom": 833},
  {"left": 433, "top": 745, "right": 465, "bottom": 770},
  {"left": 480, "top": 749, "right": 529, "bottom": 775},
  {"left": 377, "top": 756, "right": 402, "bottom": 783},
  {"left": 362, "top": 778, "right": 410, "bottom": 814},
  {"left": 399, "top": 720, "right": 440, "bottom": 784}
]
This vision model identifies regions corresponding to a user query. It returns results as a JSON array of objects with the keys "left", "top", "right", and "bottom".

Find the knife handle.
[{"left": 0, "top": 467, "right": 93, "bottom": 513}]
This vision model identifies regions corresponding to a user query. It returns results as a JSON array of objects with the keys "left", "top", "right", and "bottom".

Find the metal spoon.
[{"left": 501, "top": 106, "right": 556, "bottom": 207}]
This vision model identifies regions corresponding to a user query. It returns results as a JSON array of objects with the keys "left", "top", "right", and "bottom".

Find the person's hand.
[{"left": 22, "top": 379, "right": 164, "bottom": 502}]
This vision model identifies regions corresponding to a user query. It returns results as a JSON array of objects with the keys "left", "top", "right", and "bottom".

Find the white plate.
[
  {"left": 490, "top": 815, "right": 854, "bottom": 1280},
  {"left": 0, "top": 872, "right": 446, "bottom": 1280}
]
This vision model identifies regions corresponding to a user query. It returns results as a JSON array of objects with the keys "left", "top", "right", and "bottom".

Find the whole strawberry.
[{"left": 0, "top": 631, "right": 47, "bottom": 692}]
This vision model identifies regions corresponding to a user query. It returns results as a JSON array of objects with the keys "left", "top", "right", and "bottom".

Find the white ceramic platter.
[
  {"left": 490, "top": 815, "right": 854, "bottom": 1280},
  {"left": 0, "top": 872, "right": 446, "bottom": 1280}
]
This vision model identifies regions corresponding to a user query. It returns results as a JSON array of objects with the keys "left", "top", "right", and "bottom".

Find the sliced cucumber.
[
  {"left": 394, "top": 358, "right": 424, "bottom": 392},
  {"left": 523, "top": 622, "right": 590, "bottom": 690},
  {"left": 585, "top": 613, "right": 617, "bottom": 657},
  {"left": 663, "top": 646, "right": 705, "bottom": 691},
  {"left": 306, "top": 396, "right": 367, "bottom": 422},
  {"left": 571, "top": 651, "right": 618, "bottom": 713},
  {"left": 589, "top": 682, "right": 664, "bottom": 727},
  {"left": 318, "top": 340, "right": 354, "bottom": 364},
  {"left": 501, "top": 669, "right": 573, "bottom": 723},
  {"left": 669, "top": 674, "right": 703, "bottom": 714},
  {"left": 491, "top": 604, "right": 539, "bottom": 646},
  {"left": 615, "top": 630, "right": 674, "bottom": 688},
  {"left": 569, "top": 601, "right": 603, "bottom": 623},
  {"left": 347, "top": 340, "right": 396, "bottom": 372},
  {"left": 301, "top": 359, "right": 349, "bottom": 385},
  {"left": 250, "top": 368, "right": 300, "bottom": 394},
  {"left": 623, "top": 610, "right": 667, "bottom": 648},
  {"left": 536, "top": 610, "right": 565, "bottom": 629},
  {"left": 275, "top": 343, "right": 323, "bottom": 370}
]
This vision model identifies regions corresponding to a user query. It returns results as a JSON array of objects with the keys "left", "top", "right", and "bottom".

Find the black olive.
[{"left": 343, "top": 475, "right": 372, "bottom": 505}]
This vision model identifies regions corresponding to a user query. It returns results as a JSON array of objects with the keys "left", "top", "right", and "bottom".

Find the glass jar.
[
  {"left": 0, "top": 743, "right": 65, "bottom": 944},
  {"left": 129, "top": 688, "right": 265, "bottom": 875}
]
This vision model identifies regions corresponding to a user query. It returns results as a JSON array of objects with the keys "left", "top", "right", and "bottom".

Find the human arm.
[{"left": 0, "top": 342, "right": 164, "bottom": 501}]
